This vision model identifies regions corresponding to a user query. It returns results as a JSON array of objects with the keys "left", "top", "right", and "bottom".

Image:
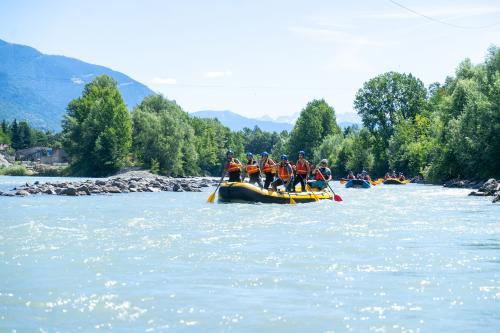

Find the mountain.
[
  {"left": 0, "top": 39, "right": 154, "bottom": 130},
  {"left": 191, "top": 110, "right": 294, "bottom": 132}
]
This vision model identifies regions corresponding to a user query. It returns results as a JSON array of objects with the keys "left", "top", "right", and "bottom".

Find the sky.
[{"left": 0, "top": 0, "right": 499, "bottom": 121}]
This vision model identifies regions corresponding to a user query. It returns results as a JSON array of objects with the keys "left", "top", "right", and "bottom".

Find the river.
[{"left": 1, "top": 176, "right": 499, "bottom": 332}]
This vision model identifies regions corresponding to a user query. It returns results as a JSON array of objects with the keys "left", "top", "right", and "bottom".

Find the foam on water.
[{"left": 1, "top": 176, "right": 499, "bottom": 332}]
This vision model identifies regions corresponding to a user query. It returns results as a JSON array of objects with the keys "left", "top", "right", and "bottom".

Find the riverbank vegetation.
[{"left": 2, "top": 45, "right": 498, "bottom": 181}]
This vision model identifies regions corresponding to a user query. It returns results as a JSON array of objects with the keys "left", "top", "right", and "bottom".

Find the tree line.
[
  {"left": 0, "top": 119, "right": 62, "bottom": 151},
  {"left": 3, "top": 45, "right": 498, "bottom": 181}
]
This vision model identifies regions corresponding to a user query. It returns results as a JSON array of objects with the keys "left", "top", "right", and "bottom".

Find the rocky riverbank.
[
  {"left": 443, "top": 178, "right": 499, "bottom": 203},
  {"left": 0, "top": 171, "right": 218, "bottom": 197}
]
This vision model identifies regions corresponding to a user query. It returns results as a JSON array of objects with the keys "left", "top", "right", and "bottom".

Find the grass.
[{"left": 0, "top": 164, "right": 33, "bottom": 176}]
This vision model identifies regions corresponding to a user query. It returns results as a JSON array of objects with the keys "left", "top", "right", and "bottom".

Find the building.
[{"left": 15, "top": 147, "right": 68, "bottom": 164}]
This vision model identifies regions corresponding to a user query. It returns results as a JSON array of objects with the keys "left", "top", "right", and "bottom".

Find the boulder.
[
  {"left": 146, "top": 187, "right": 160, "bottom": 192},
  {"left": 59, "top": 187, "right": 77, "bottom": 196},
  {"left": 15, "top": 190, "right": 30, "bottom": 196},
  {"left": 103, "top": 186, "right": 122, "bottom": 194},
  {"left": 468, "top": 191, "right": 488, "bottom": 197},
  {"left": 172, "top": 183, "right": 183, "bottom": 192},
  {"left": 76, "top": 185, "right": 91, "bottom": 195},
  {"left": 493, "top": 194, "right": 500, "bottom": 203}
]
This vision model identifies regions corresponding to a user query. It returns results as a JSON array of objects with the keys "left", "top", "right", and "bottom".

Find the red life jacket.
[
  {"left": 262, "top": 158, "right": 276, "bottom": 173},
  {"left": 227, "top": 159, "right": 241, "bottom": 172},
  {"left": 315, "top": 168, "right": 328, "bottom": 181},
  {"left": 246, "top": 160, "right": 260, "bottom": 175},
  {"left": 278, "top": 162, "right": 292, "bottom": 181},
  {"left": 295, "top": 159, "right": 309, "bottom": 175},
  {"left": 347, "top": 175, "right": 355, "bottom": 179}
]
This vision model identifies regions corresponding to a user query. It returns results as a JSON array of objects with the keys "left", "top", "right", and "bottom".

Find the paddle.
[
  {"left": 315, "top": 166, "right": 343, "bottom": 202},
  {"left": 284, "top": 178, "right": 296, "bottom": 204},
  {"left": 207, "top": 171, "right": 227, "bottom": 203}
]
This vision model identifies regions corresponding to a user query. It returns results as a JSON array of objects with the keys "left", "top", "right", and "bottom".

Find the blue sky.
[{"left": 1, "top": 0, "right": 499, "bottom": 121}]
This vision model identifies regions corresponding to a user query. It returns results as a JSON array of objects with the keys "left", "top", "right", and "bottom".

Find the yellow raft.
[
  {"left": 383, "top": 179, "right": 411, "bottom": 185},
  {"left": 218, "top": 182, "right": 333, "bottom": 204}
]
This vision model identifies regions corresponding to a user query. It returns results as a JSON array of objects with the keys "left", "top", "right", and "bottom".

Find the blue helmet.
[
  {"left": 226, "top": 150, "right": 234, "bottom": 156},
  {"left": 280, "top": 154, "right": 288, "bottom": 161},
  {"left": 246, "top": 152, "right": 253, "bottom": 158},
  {"left": 298, "top": 150, "right": 305, "bottom": 157},
  {"left": 260, "top": 151, "right": 269, "bottom": 157}
]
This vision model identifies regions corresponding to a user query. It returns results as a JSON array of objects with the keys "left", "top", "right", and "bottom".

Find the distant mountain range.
[
  {"left": 0, "top": 39, "right": 154, "bottom": 130},
  {"left": 191, "top": 110, "right": 360, "bottom": 132},
  {"left": 191, "top": 110, "right": 294, "bottom": 132}
]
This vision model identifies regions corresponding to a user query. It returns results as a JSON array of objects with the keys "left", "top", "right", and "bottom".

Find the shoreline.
[{"left": 0, "top": 171, "right": 219, "bottom": 197}]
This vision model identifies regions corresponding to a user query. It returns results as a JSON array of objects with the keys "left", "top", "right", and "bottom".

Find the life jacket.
[
  {"left": 363, "top": 175, "right": 371, "bottom": 181},
  {"left": 246, "top": 160, "right": 260, "bottom": 175},
  {"left": 347, "top": 174, "right": 355, "bottom": 179},
  {"left": 278, "top": 162, "right": 292, "bottom": 181},
  {"left": 399, "top": 176, "right": 405, "bottom": 181},
  {"left": 262, "top": 158, "right": 276, "bottom": 174},
  {"left": 315, "top": 168, "right": 329, "bottom": 181},
  {"left": 296, "top": 159, "right": 309, "bottom": 175},
  {"left": 227, "top": 159, "right": 241, "bottom": 173}
]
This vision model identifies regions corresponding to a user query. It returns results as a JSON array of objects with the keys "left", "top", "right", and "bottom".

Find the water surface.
[{"left": 1, "top": 176, "right": 499, "bottom": 332}]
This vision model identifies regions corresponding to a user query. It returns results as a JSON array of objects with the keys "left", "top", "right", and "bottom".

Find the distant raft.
[
  {"left": 383, "top": 179, "right": 410, "bottom": 185},
  {"left": 218, "top": 182, "right": 333, "bottom": 204},
  {"left": 345, "top": 179, "right": 371, "bottom": 189}
]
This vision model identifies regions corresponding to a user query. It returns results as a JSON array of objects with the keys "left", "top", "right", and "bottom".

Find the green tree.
[
  {"left": 62, "top": 75, "right": 132, "bottom": 176},
  {"left": 132, "top": 94, "right": 198, "bottom": 176},
  {"left": 354, "top": 72, "right": 427, "bottom": 174},
  {"left": 288, "top": 99, "right": 340, "bottom": 158}
]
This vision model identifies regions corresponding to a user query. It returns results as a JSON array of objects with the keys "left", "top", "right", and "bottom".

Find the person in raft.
[
  {"left": 292, "top": 150, "right": 311, "bottom": 192},
  {"left": 224, "top": 150, "right": 242, "bottom": 182},
  {"left": 398, "top": 172, "right": 406, "bottom": 181},
  {"left": 271, "top": 154, "right": 294, "bottom": 192},
  {"left": 362, "top": 170, "right": 371, "bottom": 181},
  {"left": 346, "top": 170, "right": 355, "bottom": 180},
  {"left": 244, "top": 152, "right": 263, "bottom": 188},
  {"left": 384, "top": 172, "right": 391, "bottom": 180},
  {"left": 308, "top": 159, "right": 332, "bottom": 190},
  {"left": 259, "top": 151, "right": 276, "bottom": 190}
]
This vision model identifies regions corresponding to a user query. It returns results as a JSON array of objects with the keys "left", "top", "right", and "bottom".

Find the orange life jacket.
[
  {"left": 296, "top": 159, "right": 309, "bottom": 175},
  {"left": 246, "top": 161, "right": 260, "bottom": 175},
  {"left": 347, "top": 175, "right": 355, "bottom": 179},
  {"left": 262, "top": 158, "right": 276, "bottom": 173},
  {"left": 315, "top": 168, "right": 328, "bottom": 181},
  {"left": 278, "top": 162, "right": 292, "bottom": 181},
  {"left": 227, "top": 159, "right": 241, "bottom": 172}
]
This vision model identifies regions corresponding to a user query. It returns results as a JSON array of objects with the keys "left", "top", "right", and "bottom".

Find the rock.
[
  {"left": 15, "top": 190, "right": 30, "bottom": 196},
  {"left": 96, "top": 179, "right": 107, "bottom": 186},
  {"left": 76, "top": 185, "right": 91, "bottom": 195},
  {"left": 103, "top": 186, "right": 122, "bottom": 194},
  {"left": 44, "top": 188, "right": 56, "bottom": 195},
  {"left": 173, "top": 183, "right": 183, "bottom": 192},
  {"left": 468, "top": 191, "right": 488, "bottom": 196},
  {"left": 478, "top": 178, "right": 498, "bottom": 195},
  {"left": 0, "top": 191, "right": 15, "bottom": 197},
  {"left": 493, "top": 194, "right": 500, "bottom": 203},
  {"left": 59, "top": 187, "right": 78, "bottom": 196},
  {"left": 34, "top": 181, "right": 40, "bottom": 185},
  {"left": 146, "top": 187, "right": 160, "bottom": 192}
]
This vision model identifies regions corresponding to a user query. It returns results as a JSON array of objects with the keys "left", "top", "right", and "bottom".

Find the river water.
[{"left": 1, "top": 176, "right": 499, "bottom": 332}]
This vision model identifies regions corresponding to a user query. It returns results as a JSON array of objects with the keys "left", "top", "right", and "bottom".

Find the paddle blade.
[
  {"left": 340, "top": 180, "right": 346, "bottom": 184},
  {"left": 207, "top": 191, "right": 216, "bottom": 203},
  {"left": 290, "top": 197, "right": 296, "bottom": 205},
  {"left": 333, "top": 193, "right": 343, "bottom": 202}
]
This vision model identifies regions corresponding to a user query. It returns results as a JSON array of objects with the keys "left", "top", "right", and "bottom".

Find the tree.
[
  {"left": 62, "top": 75, "right": 132, "bottom": 176},
  {"left": 18, "top": 121, "right": 32, "bottom": 149},
  {"left": 354, "top": 72, "right": 427, "bottom": 175},
  {"left": 132, "top": 94, "right": 198, "bottom": 176},
  {"left": 288, "top": 99, "right": 340, "bottom": 159}
]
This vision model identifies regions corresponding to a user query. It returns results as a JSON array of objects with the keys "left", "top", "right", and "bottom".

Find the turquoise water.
[{"left": 1, "top": 176, "right": 499, "bottom": 333}]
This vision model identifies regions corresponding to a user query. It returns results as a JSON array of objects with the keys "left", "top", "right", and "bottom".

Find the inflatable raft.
[
  {"left": 383, "top": 179, "right": 410, "bottom": 185},
  {"left": 218, "top": 182, "right": 333, "bottom": 204},
  {"left": 345, "top": 179, "right": 371, "bottom": 189}
]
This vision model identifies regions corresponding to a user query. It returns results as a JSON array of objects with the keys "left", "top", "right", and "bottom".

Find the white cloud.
[
  {"left": 203, "top": 70, "right": 232, "bottom": 78},
  {"left": 289, "top": 26, "right": 383, "bottom": 46},
  {"left": 151, "top": 77, "right": 177, "bottom": 85},
  {"left": 71, "top": 77, "right": 84, "bottom": 85}
]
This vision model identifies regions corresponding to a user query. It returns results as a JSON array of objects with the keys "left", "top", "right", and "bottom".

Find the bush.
[{"left": 0, "top": 164, "right": 32, "bottom": 176}]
